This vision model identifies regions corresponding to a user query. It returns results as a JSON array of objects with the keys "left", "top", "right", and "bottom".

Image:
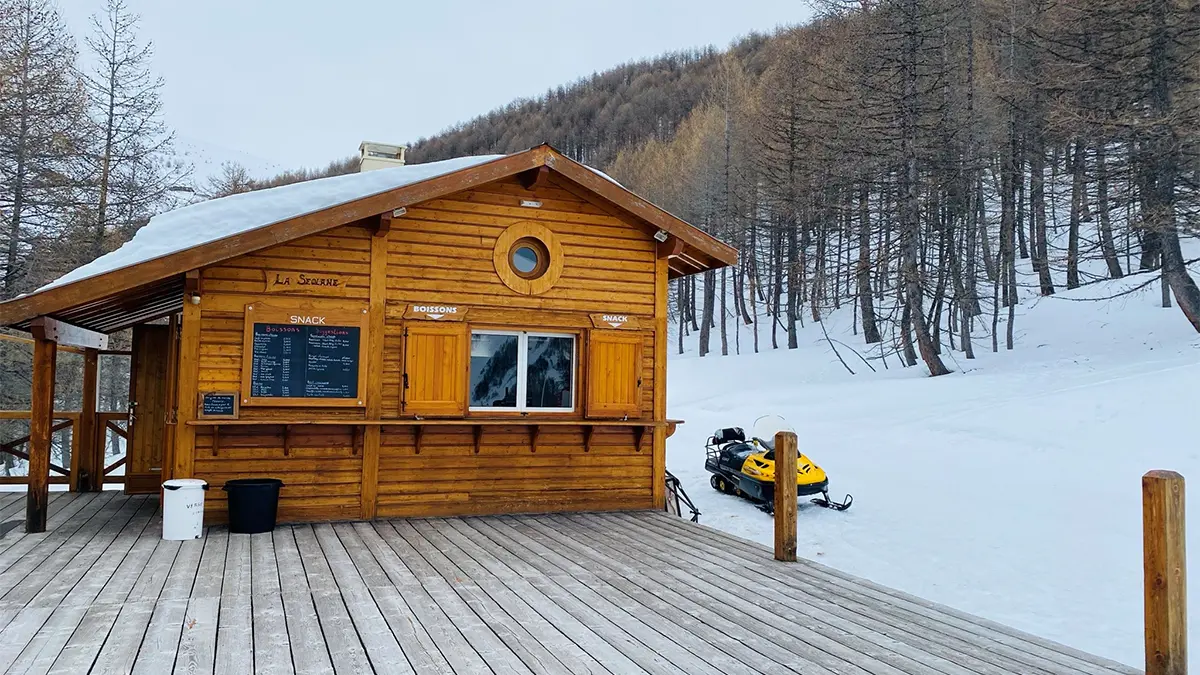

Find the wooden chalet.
[{"left": 0, "top": 144, "right": 736, "bottom": 532}]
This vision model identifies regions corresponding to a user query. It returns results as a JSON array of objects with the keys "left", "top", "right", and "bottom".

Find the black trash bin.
[{"left": 222, "top": 478, "right": 284, "bottom": 534}]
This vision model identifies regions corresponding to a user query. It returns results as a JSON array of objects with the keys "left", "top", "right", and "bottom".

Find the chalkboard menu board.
[
  {"left": 240, "top": 304, "right": 369, "bottom": 406},
  {"left": 199, "top": 391, "right": 238, "bottom": 418}
]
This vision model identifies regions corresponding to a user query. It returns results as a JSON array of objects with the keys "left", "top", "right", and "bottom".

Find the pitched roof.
[{"left": 0, "top": 144, "right": 736, "bottom": 332}]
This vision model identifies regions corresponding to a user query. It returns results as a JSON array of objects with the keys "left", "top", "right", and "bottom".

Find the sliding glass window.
[{"left": 469, "top": 330, "right": 574, "bottom": 412}]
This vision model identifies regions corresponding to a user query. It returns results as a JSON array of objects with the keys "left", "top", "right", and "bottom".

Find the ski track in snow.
[{"left": 667, "top": 268, "right": 1200, "bottom": 670}]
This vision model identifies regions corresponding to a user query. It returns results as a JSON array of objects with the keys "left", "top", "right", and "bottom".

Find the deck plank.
[
  {"left": 0, "top": 491, "right": 115, "bottom": 587},
  {"left": 312, "top": 524, "right": 414, "bottom": 674},
  {"left": 89, "top": 600, "right": 156, "bottom": 675},
  {"left": 272, "top": 526, "right": 334, "bottom": 675},
  {"left": 249, "top": 532, "right": 295, "bottom": 675},
  {"left": 0, "top": 493, "right": 1141, "bottom": 675},
  {"left": 215, "top": 533, "right": 254, "bottom": 675},
  {"left": 47, "top": 603, "right": 120, "bottom": 673},
  {"left": 626, "top": 512, "right": 1138, "bottom": 675},
  {"left": 32, "top": 496, "right": 147, "bottom": 606},
  {"left": 293, "top": 524, "right": 374, "bottom": 675},
  {"left": 130, "top": 598, "right": 189, "bottom": 675},
  {"left": 346, "top": 522, "right": 479, "bottom": 675},
  {"left": 456, "top": 518, "right": 690, "bottom": 675},
  {"left": 174, "top": 526, "right": 229, "bottom": 675},
  {"left": 415, "top": 518, "right": 609, "bottom": 675},
  {"left": 376, "top": 520, "right": 533, "bottom": 675},
  {"left": 3, "top": 605, "right": 77, "bottom": 674},
  {"left": 590, "top": 513, "right": 1036, "bottom": 675},
  {"left": 0, "top": 492, "right": 104, "bottom": 563}
]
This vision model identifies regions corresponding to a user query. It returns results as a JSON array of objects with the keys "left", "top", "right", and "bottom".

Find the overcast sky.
[{"left": 55, "top": 1, "right": 809, "bottom": 174}]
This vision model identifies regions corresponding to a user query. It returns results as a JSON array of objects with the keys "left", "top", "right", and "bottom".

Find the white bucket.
[{"left": 162, "top": 478, "right": 208, "bottom": 540}]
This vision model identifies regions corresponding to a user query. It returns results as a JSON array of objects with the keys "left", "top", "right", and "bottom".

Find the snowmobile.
[{"left": 704, "top": 415, "right": 852, "bottom": 514}]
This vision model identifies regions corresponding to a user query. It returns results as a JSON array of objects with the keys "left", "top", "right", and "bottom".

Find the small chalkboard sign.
[{"left": 198, "top": 391, "right": 239, "bottom": 419}]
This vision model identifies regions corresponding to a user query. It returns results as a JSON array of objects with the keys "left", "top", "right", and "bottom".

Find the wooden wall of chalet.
[{"left": 178, "top": 175, "right": 666, "bottom": 523}]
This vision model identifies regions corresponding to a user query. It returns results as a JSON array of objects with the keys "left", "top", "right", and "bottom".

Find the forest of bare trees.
[
  {"left": 607, "top": 0, "right": 1200, "bottom": 375},
  {"left": 0, "top": 0, "right": 175, "bottom": 472}
]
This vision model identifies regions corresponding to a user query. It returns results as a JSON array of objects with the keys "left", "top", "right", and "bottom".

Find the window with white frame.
[{"left": 469, "top": 330, "right": 575, "bottom": 412}]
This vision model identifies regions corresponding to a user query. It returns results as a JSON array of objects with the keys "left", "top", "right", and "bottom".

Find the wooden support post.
[
  {"left": 76, "top": 348, "right": 99, "bottom": 491},
  {"left": 173, "top": 272, "right": 201, "bottom": 481},
  {"left": 26, "top": 336, "right": 57, "bottom": 533},
  {"left": 774, "top": 431, "right": 798, "bottom": 562},
  {"left": 1144, "top": 470, "right": 1187, "bottom": 675},
  {"left": 360, "top": 228, "right": 387, "bottom": 520},
  {"left": 651, "top": 255, "right": 669, "bottom": 509}
]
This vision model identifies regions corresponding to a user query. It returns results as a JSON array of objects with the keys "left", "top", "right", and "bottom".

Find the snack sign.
[{"left": 589, "top": 313, "right": 640, "bottom": 330}]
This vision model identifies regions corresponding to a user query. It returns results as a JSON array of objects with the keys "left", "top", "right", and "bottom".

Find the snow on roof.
[{"left": 41, "top": 154, "right": 506, "bottom": 291}]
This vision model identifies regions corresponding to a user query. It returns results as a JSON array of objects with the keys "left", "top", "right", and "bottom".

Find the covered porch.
[{"left": 0, "top": 491, "right": 1139, "bottom": 674}]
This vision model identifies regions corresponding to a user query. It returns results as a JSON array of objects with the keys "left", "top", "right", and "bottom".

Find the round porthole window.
[
  {"left": 493, "top": 221, "right": 563, "bottom": 295},
  {"left": 508, "top": 238, "right": 549, "bottom": 279}
]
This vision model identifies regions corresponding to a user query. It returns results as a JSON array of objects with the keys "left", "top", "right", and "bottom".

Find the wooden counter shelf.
[{"left": 187, "top": 418, "right": 682, "bottom": 455}]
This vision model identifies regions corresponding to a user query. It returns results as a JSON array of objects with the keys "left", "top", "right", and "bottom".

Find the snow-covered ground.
[{"left": 666, "top": 268, "right": 1200, "bottom": 669}]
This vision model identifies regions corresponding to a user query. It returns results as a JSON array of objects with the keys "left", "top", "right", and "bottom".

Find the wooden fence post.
[
  {"left": 774, "top": 431, "right": 798, "bottom": 562},
  {"left": 1144, "top": 470, "right": 1187, "bottom": 675},
  {"left": 26, "top": 336, "right": 57, "bottom": 533}
]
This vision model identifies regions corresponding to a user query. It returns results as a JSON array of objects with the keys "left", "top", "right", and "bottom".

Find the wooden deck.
[{"left": 0, "top": 491, "right": 1138, "bottom": 675}]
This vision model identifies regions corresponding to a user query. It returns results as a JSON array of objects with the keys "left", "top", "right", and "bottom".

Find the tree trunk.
[
  {"left": 1031, "top": 136, "right": 1055, "bottom": 295},
  {"left": 699, "top": 269, "right": 716, "bottom": 355},
  {"left": 857, "top": 184, "right": 881, "bottom": 343},
  {"left": 1095, "top": 143, "right": 1123, "bottom": 279},
  {"left": 1066, "top": 138, "right": 1084, "bottom": 289}
]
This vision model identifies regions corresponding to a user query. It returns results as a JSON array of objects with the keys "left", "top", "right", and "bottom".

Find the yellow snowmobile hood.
[{"left": 739, "top": 450, "right": 827, "bottom": 487}]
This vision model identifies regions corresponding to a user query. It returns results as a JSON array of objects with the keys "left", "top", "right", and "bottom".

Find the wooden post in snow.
[
  {"left": 1143, "top": 470, "right": 1187, "bottom": 675},
  {"left": 26, "top": 336, "right": 57, "bottom": 533},
  {"left": 774, "top": 431, "right": 798, "bottom": 562}
]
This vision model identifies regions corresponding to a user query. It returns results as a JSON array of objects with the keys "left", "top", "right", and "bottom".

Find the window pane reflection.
[
  {"left": 470, "top": 334, "right": 518, "bottom": 408},
  {"left": 526, "top": 335, "right": 573, "bottom": 409}
]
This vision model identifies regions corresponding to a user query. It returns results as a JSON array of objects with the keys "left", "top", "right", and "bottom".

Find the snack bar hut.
[{"left": 0, "top": 144, "right": 737, "bottom": 531}]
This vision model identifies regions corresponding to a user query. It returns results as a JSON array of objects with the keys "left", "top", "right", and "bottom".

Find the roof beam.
[
  {"left": 29, "top": 317, "right": 109, "bottom": 350},
  {"left": 657, "top": 236, "right": 686, "bottom": 259},
  {"left": 518, "top": 166, "right": 551, "bottom": 191}
]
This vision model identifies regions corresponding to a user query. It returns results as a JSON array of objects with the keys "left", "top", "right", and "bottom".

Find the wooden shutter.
[
  {"left": 402, "top": 322, "right": 468, "bottom": 416},
  {"left": 586, "top": 330, "right": 644, "bottom": 419}
]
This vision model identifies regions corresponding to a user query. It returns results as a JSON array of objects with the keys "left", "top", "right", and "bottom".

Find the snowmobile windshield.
[{"left": 751, "top": 415, "right": 795, "bottom": 451}]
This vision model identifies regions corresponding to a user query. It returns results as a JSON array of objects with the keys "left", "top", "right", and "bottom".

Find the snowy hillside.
[{"left": 665, "top": 267, "right": 1200, "bottom": 669}]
